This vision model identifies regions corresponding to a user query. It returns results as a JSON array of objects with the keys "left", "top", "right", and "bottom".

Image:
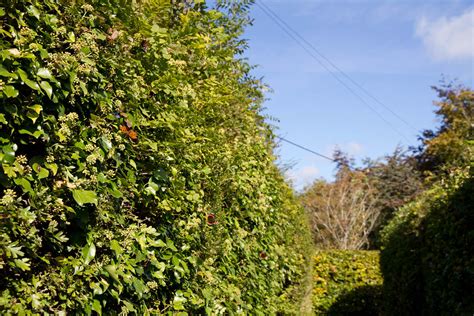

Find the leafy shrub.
[
  {"left": 312, "top": 250, "right": 383, "bottom": 315},
  {"left": 0, "top": 0, "right": 312, "bottom": 314},
  {"left": 380, "top": 168, "right": 474, "bottom": 315}
]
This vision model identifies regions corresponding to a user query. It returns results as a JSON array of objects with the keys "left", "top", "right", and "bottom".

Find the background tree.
[
  {"left": 363, "top": 147, "right": 424, "bottom": 247},
  {"left": 413, "top": 83, "right": 473, "bottom": 174},
  {"left": 300, "top": 152, "right": 381, "bottom": 250},
  {"left": 301, "top": 148, "right": 424, "bottom": 250}
]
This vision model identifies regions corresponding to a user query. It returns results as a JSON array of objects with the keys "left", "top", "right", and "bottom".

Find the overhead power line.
[
  {"left": 277, "top": 136, "right": 335, "bottom": 162},
  {"left": 257, "top": 0, "right": 418, "bottom": 132},
  {"left": 255, "top": 0, "right": 412, "bottom": 142}
]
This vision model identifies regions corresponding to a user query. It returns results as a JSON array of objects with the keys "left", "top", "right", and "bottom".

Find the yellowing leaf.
[
  {"left": 29, "top": 104, "right": 43, "bottom": 115},
  {"left": 26, "top": 105, "right": 43, "bottom": 123}
]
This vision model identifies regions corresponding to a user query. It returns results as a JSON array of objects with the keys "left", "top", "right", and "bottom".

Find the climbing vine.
[{"left": 0, "top": 0, "right": 312, "bottom": 314}]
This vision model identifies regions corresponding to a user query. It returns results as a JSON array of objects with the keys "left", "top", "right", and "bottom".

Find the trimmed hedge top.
[{"left": 312, "top": 250, "right": 383, "bottom": 315}]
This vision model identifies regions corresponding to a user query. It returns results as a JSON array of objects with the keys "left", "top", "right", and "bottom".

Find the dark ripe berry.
[
  {"left": 206, "top": 213, "right": 217, "bottom": 225},
  {"left": 121, "top": 200, "right": 132, "bottom": 210}
]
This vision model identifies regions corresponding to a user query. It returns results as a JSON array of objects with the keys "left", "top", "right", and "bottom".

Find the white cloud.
[
  {"left": 285, "top": 165, "right": 320, "bottom": 191},
  {"left": 415, "top": 8, "right": 474, "bottom": 61}
]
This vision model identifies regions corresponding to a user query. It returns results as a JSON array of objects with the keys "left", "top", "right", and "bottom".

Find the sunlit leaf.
[
  {"left": 37, "top": 68, "right": 52, "bottom": 79},
  {"left": 72, "top": 189, "right": 98, "bottom": 205},
  {"left": 3, "top": 85, "right": 18, "bottom": 98},
  {"left": 40, "top": 81, "right": 53, "bottom": 98},
  {"left": 82, "top": 242, "right": 96, "bottom": 265}
]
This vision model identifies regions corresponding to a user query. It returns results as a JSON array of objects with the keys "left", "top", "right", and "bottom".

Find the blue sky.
[{"left": 241, "top": 0, "right": 474, "bottom": 190}]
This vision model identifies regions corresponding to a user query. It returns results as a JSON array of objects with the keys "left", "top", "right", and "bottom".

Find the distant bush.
[
  {"left": 312, "top": 250, "right": 383, "bottom": 315},
  {"left": 0, "top": 0, "right": 312, "bottom": 314},
  {"left": 381, "top": 168, "right": 474, "bottom": 315}
]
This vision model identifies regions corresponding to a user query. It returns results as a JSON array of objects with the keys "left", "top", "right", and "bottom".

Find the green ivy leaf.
[
  {"left": 152, "top": 239, "right": 167, "bottom": 247},
  {"left": 40, "top": 81, "right": 53, "bottom": 98},
  {"left": 17, "top": 69, "right": 40, "bottom": 91},
  {"left": 173, "top": 291, "right": 187, "bottom": 310},
  {"left": 14, "top": 178, "right": 33, "bottom": 194},
  {"left": 92, "top": 300, "right": 102, "bottom": 315},
  {"left": 0, "top": 65, "right": 18, "bottom": 78},
  {"left": 2, "top": 165, "right": 16, "bottom": 178},
  {"left": 37, "top": 68, "right": 52, "bottom": 79},
  {"left": 19, "top": 129, "right": 44, "bottom": 139},
  {"left": 27, "top": 105, "right": 43, "bottom": 123},
  {"left": 2, "top": 145, "right": 16, "bottom": 164},
  {"left": 145, "top": 181, "right": 159, "bottom": 195},
  {"left": 110, "top": 240, "right": 123, "bottom": 255},
  {"left": 132, "top": 279, "right": 146, "bottom": 297},
  {"left": 45, "top": 162, "right": 58, "bottom": 176},
  {"left": 104, "top": 265, "right": 120, "bottom": 282},
  {"left": 72, "top": 189, "right": 98, "bottom": 205},
  {"left": 109, "top": 187, "right": 123, "bottom": 198},
  {"left": 33, "top": 163, "right": 49, "bottom": 179},
  {"left": 3, "top": 85, "right": 19, "bottom": 98},
  {"left": 82, "top": 242, "right": 96, "bottom": 265}
]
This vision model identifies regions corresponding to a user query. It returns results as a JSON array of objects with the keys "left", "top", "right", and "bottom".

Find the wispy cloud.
[
  {"left": 415, "top": 8, "right": 474, "bottom": 61},
  {"left": 286, "top": 165, "right": 320, "bottom": 191}
]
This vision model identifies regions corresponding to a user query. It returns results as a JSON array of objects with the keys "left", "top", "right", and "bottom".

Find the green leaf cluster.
[
  {"left": 0, "top": 0, "right": 312, "bottom": 314},
  {"left": 415, "top": 85, "right": 473, "bottom": 175}
]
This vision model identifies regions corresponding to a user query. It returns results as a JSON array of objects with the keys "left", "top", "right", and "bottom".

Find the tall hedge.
[
  {"left": 380, "top": 168, "right": 474, "bottom": 315},
  {"left": 0, "top": 0, "right": 312, "bottom": 314}
]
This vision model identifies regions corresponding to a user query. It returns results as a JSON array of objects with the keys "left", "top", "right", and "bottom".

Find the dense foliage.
[
  {"left": 381, "top": 86, "right": 473, "bottom": 315},
  {"left": 312, "top": 250, "right": 382, "bottom": 315},
  {"left": 0, "top": 0, "right": 312, "bottom": 314},
  {"left": 414, "top": 84, "right": 473, "bottom": 175},
  {"left": 380, "top": 170, "right": 473, "bottom": 315}
]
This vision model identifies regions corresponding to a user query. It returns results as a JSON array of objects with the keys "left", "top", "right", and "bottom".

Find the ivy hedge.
[
  {"left": 380, "top": 168, "right": 474, "bottom": 315},
  {"left": 0, "top": 0, "right": 312, "bottom": 314},
  {"left": 312, "top": 250, "right": 383, "bottom": 315}
]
